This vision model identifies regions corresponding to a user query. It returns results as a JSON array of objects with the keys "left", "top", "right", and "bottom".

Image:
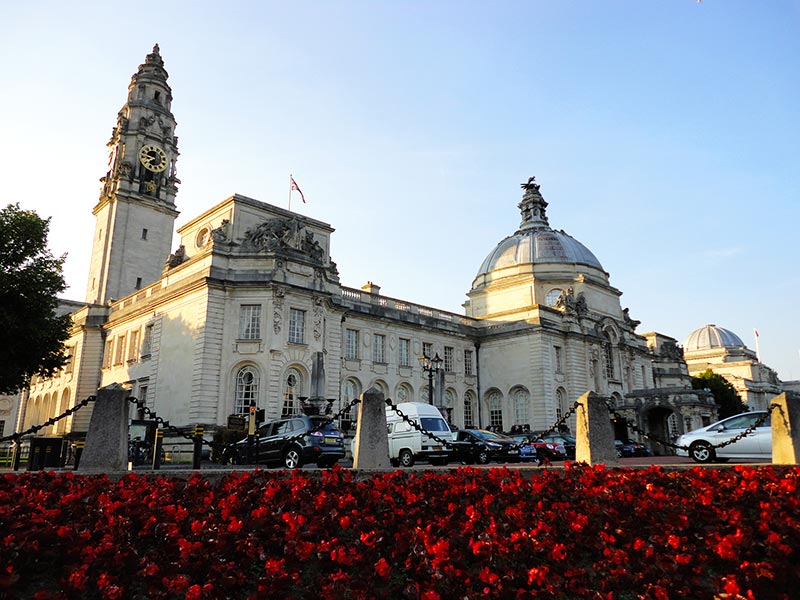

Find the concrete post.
[
  {"left": 574, "top": 391, "right": 618, "bottom": 466},
  {"left": 771, "top": 392, "right": 800, "bottom": 465},
  {"left": 77, "top": 384, "right": 130, "bottom": 472},
  {"left": 352, "top": 387, "right": 391, "bottom": 469}
]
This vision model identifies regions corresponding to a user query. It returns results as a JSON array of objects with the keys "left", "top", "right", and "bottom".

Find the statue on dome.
[{"left": 521, "top": 176, "right": 541, "bottom": 192}]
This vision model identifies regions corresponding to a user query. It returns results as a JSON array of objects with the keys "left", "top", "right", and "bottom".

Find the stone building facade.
[{"left": 18, "top": 47, "right": 720, "bottom": 451}]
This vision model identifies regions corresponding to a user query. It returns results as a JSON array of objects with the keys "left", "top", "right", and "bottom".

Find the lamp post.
[{"left": 419, "top": 352, "right": 443, "bottom": 404}]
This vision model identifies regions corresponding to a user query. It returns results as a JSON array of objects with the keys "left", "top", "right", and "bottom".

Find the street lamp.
[{"left": 419, "top": 352, "right": 443, "bottom": 404}]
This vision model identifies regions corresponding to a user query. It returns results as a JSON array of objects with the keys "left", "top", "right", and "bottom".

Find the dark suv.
[{"left": 228, "top": 415, "right": 345, "bottom": 469}]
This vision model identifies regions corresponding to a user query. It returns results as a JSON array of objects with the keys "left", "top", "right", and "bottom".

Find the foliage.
[
  {"left": 1, "top": 465, "right": 798, "bottom": 599},
  {"left": 691, "top": 368, "right": 749, "bottom": 419},
  {"left": 0, "top": 203, "right": 71, "bottom": 394}
]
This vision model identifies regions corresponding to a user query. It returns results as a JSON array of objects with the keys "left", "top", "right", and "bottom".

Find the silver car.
[{"left": 675, "top": 411, "right": 771, "bottom": 463}]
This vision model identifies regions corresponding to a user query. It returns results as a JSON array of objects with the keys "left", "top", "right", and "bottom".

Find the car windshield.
[
  {"left": 472, "top": 430, "right": 506, "bottom": 441},
  {"left": 420, "top": 417, "right": 450, "bottom": 432},
  {"left": 310, "top": 417, "right": 340, "bottom": 433}
]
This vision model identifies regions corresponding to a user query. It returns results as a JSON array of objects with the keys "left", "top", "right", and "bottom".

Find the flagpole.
[
  {"left": 754, "top": 328, "right": 761, "bottom": 362},
  {"left": 288, "top": 174, "right": 292, "bottom": 211}
]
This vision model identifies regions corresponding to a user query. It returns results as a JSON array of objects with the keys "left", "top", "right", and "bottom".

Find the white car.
[{"left": 675, "top": 411, "right": 771, "bottom": 463}]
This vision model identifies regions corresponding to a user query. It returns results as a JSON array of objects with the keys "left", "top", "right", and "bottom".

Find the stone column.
[
  {"left": 574, "top": 391, "right": 618, "bottom": 466},
  {"left": 352, "top": 387, "right": 391, "bottom": 470},
  {"left": 77, "top": 383, "right": 130, "bottom": 472},
  {"left": 771, "top": 392, "right": 800, "bottom": 465}
]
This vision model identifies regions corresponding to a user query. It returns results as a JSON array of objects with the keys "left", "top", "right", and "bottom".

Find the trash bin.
[{"left": 27, "top": 437, "right": 66, "bottom": 471}]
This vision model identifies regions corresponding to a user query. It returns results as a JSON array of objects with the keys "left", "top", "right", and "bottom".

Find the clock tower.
[{"left": 86, "top": 44, "right": 180, "bottom": 304}]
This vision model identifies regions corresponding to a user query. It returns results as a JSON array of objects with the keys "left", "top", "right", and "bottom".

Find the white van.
[{"left": 386, "top": 402, "right": 454, "bottom": 467}]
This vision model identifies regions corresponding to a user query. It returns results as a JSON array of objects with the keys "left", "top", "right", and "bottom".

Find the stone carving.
[
  {"left": 144, "top": 180, "right": 157, "bottom": 194},
  {"left": 273, "top": 287, "right": 285, "bottom": 334},
  {"left": 659, "top": 341, "right": 684, "bottom": 360},
  {"left": 166, "top": 245, "right": 187, "bottom": 268},
  {"left": 313, "top": 296, "right": 324, "bottom": 340},
  {"left": 241, "top": 217, "right": 327, "bottom": 262},
  {"left": 520, "top": 176, "right": 540, "bottom": 192},
  {"left": 555, "top": 287, "right": 588, "bottom": 317},
  {"left": 623, "top": 307, "right": 641, "bottom": 330},
  {"left": 211, "top": 219, "right": 230, "bottom": 243}
]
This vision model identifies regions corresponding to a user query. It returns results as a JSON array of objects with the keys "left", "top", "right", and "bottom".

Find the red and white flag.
[
  {"left": 290, "top": 176, "right": 306, "bottom": 204},
  {"left": 754, "top": 329, "right": 759, "bottom": 337}
]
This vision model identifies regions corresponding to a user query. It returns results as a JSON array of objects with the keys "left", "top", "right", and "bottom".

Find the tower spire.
[{"left": 517, "top": 176, "right": 550, "bottom": 230}]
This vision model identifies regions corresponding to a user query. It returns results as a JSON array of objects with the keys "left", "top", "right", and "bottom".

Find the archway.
[{"left": 643, "top": 405, "right": 677, "bottom": 456}]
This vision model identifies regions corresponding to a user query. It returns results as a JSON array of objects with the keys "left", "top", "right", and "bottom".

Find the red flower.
[{"left": 375, "top": 557, "right": 390, "bottom": 578}]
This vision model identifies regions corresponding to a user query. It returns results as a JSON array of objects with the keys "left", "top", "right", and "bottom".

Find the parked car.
[
  {"left": 386, "top": 402, "right": 454, "bottom": 467},
  {"left": 451, "top": 429, "right": 521, "bottom": 465},
  {"left": 508, "top": 434, "right": 539, "bottom": 462},
  {"left": 626, "top": 440, "right": 652, "bottom": 457},
  {"left": 528, "top": 436, "right": 568, "bottom": 461},
  {"left": 675, "top": 411, "right": 771, "bottom": 463},
  {"left": 227, "top": 415, "right": 345, "bottom": 468},
  {"left": 533, "top": 432, "right": 576, "bottom": 459},
  {"left": 614, "top": 440, "right": 636, "bottom": 458}
]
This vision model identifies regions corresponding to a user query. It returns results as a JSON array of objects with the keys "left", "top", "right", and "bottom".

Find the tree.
[
  {"left": 0, "top": 204, "right": 71, "bottom": 394},
  {"left": 691, "top": 369, "right": 748, "bottom": 419}
]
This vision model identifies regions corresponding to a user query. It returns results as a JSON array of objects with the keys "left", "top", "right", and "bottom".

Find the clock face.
[{"left": 139, "top": 144, "right": 168, "bottom": 172}]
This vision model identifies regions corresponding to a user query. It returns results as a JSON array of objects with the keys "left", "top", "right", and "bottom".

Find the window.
[
  {"left": 603, "top": 332, "right": 615, "bottom": 379},
  {"left": 282, "top": 370, "right": 302, "bottom": 417},
  {"left": 463, "top": 391, "right": 475, "bottom": 428},
  {"left": 64, "top": 346, "right": 75, "bottom": 374},
  {"left": 444, "top": 346, "right": 454, "bottom": 372},
  {"left": 288, "top": 308, "right": 305, "bottom": 344},
  {"left": 234, "top": 366, "right": 259, "bottom": 414},
  {"left": 239, "top": 304, "right": 261, "bottom": 339},
  {"left": 399, "top": 338, "right": 410, "bottom": 367},
  {"left": 345, "top": 329, "right": 359, "bottom": 360},
  {"left": 103, "top": 339, "right": 113, "bottom": 368},
  {"left": 555, "top": 388, "right": 568, "bottom": 421},
  {"left": 513, "top": 388, "right": 530, "bottom": 427},
  {"left": 135, "top": 277, "right": 142, "bottom": 289},
  {"left": 488, "top": 392, "right": 503, "bottom": 430},
  {"left": 422, "top": 342, "right": 432, "bottom": 359},
  {"left": 342, "top": 378, "right": 361, "bottom": 430},
  {"left": 141, "top": 228, "right": 148, "bottom": 240},
  {"left": 641, "top": 365, "right": 647, "bottom": 389},
  {"left": 141, "top": 323, "right": 153, "bottom": 357},
  {"left": 554, "top": 346, "right": 563, "bottom": 373},
  {"left": 0, "top": 420, "right": 5, "bottom": 437},
  {"left": 545, "top": 288, "right": 563, "bottom": 307},
  {"left": 128, "top": 330, "right": 140, "bottom": 361},
  {"left": 373, "top": 334, "right": 386, "bottom": 363},
  {"left": 114, "top": 334, "right": 126, "bottom": 365},
  {"left": 464, "top": 350, "right": 474, "bottom": 376}
]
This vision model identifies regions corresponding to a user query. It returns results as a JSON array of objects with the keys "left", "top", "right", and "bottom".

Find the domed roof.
[
  {"left": 475, "top": 177, "right": 604, "bottom": 278},
  {"left": 683, "top": 324, "right": 745, "bottom": 352}
]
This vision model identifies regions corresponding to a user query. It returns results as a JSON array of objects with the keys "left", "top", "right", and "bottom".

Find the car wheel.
[
  {"left": 283, "top": 447, "right": 303, "bottom": 469},
  {"left": 399, "top": 449, "right": 415, "bottom": 468},
  {"left": 689, "top": 441, "right": 715, "bottom": 464},
  {"left": 476, "top": 449, "right": 490, "bottom": 465}
]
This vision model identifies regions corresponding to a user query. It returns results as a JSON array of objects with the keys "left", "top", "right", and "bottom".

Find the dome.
[
  {"left": 477, "top": 228, "right": 604, "bottom": 276},
  {"left": 475, "top": 176, "right": 604, "bottom": 279},
  {"left": 683, "top": 324, "right": 745, "bottom": 352}
]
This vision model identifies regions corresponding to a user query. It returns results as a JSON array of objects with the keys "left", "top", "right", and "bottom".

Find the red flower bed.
[{"left": 0, "top": 464, "right": 798, "bottom": 599}]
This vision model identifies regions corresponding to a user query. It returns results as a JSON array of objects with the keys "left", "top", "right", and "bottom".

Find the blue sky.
[{"left": 2, "top": 1, "right": 798, "bottom": 379}]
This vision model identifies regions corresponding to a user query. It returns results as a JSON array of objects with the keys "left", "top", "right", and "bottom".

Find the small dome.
[
  {"left": 477, "top": 229, "right": 603, "bottom": 276},
  {"left": 683, "top": 324, "right": 745, "bottom": 352}
]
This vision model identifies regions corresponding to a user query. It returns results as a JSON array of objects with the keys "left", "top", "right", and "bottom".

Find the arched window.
[
  {"left": 342, "top": 378, "right": 362, "bottom": 430},
  {"left": 463, "top": 390, "right": 476, "bottom": 428},
  {"left": 234, "top": 366, "right": 259, "bottom": 414},
  {"left": 487, "top": 390, "right": 503, "bottom": 431},
  {"left": 512, "top": 387, "right": 530, "bottom": 428},
  {"left": 56, "top": 389, "right": 71, "bottom": 434},
  {"left": 555, "top": 388, "right": 570, "bottom": 430},
  {"left": 282, "top": 368, "right": 303, "bottom": 417},
  {"left": 603, "top": 330, "right": 615, "bottom": 379},
  {"left": 396, "top": 383, "right": 412, "bottom": 404}
]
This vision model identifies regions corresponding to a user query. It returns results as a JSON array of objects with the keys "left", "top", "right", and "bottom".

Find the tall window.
[
  {"left": 288, "top": 308, "right": 305, "bottom": 344},
  {"left": 555, "top": 388, "right": 568, "bottom": 421},
  {"left": 399, "top": 338, "right": 410, "bottom": 366},
  {"left": 114, "top": 334, "right": 126, "bottom": 365},
  {"left": 373, "top": 334, "right": 386, "bottom": 363},
  {"left": 488, "top": 392, "right": 503, "bottom": 430},
  {"left": 554, "top": 346, "right": 563, "bottom": 373},
  {"left": 641, "top": 365, "right": 648, "bottom": 389},
  {"left": 464, "top": 349, "right": 474, "bottom": 376},
  {"left": 128, "top": 330, "right": 140, "bottom": 361},
  {"left": 64, "top": 346, "right": 75, "bottom": 374},
  {"left": 513, "top": 388, "right": 530, "bottom": 427},
  {"left": 142, "top": 323, "right": 153, "bottom": 358},
  {"left": 422, "top": 341, "right": 432, "bottom": 359},
  {"left": 603, "top": 331, "right": 615, "bottom": 379},
  {"left": 282, "top": 370, "right": 302, "bottom": 417},
  {"left": 463, "top": 391, "right": 475, "bottom": 428},
  {"left": 346, "top": 329, "right": 359, "bottom": 360},
  {"left": 103, "top": 339, "right": 113, "bottom": 368},
  {"left": 239, "top": 304, "right": 261, "bottom": 339},
  {"left": 444, "top": 346, "right": 454, "bottom": 372},
  {"left": 342, "top": 378, "right": 361, "bottom": 430},
  {"left": 234, "top": 366, "right": 259, "bottom": 414}
]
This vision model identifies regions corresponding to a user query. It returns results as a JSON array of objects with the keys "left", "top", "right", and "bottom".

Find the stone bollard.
[
  {"left": 771, "top": 392, "right": 800, "bottom": 465},
  {"left": 77, "top": 383, "right": 130, "bottom": 472},
  {"left": 574, "top": 391, "right": 619, "bottom": 466},
  {"left": 352, "top": 387, "right": 391, "bottom": 470}
]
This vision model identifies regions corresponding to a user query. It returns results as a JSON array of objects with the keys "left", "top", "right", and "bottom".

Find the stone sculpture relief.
[{"left": 241, "top": 217, "right": 325, "bottom": 262}]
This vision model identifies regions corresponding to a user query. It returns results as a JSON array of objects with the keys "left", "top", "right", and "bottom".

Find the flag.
[
  {"left": 754, "top": 329, "right": 759, "bottom": 337},
  {"left": 290, "top": 176, "right": 306, "bottom": 204}
]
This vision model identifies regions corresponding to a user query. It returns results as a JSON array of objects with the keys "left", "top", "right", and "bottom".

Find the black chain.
[
  {"left": 127, "top": 396, "right": 226, "bottom": 454},
  {"left": 0, "top": 395, "right": 96, "bottom": 444},
  {"left": 536, "top": 401, "right": 581, "bottom": 438},
  {"left": 384, "top": 398, "right": 454, "bottom": 448},
  {"left": 603, "top": 398, "right": 778, "bottom": 452}
]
